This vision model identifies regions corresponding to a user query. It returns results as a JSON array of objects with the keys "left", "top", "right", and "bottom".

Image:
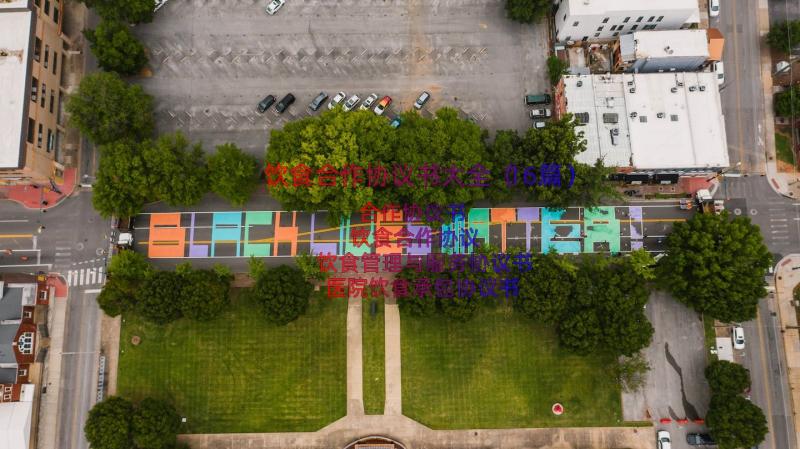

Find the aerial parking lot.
[{"left": 133, "top": 0, "right": 549, "bottom": 156}]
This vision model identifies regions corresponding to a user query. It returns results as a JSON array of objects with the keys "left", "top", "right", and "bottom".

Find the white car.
[
  {"left": 328, "top": 91, "right": 346, "bottom": 110},
  {"left": 713, "top": 61, "right": 724, "bottom": 86},
  {"left": 265, "top": 0, "right": 285, "bottom": 15},
  {"left": 360, "top": 93, "right": 378, "bottom": 111},
  {"left": 657, "top": 430, "right": 671, "bottom": 449},
  {"left": 343, "top": 94, "right": 361, "bottom": 112},
  {"left": 709, "top": 0, "right": 720, "bottom": 18},
  {"left": 732, "top": 325, "right": 745, "bottom": 350}
]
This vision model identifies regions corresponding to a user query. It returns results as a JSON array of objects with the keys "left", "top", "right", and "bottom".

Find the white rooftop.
[
  {"left": 0, "top": 1, "right": 29, "bottom": 9},
  {"left": 0, "top": 10, "right": 32, "bottom": 169},
  {"left": 0, "top": 390, "right": 32, "bottom": 449},
  {"left": 620, "top": 30, "right": 709, "bottom": 61},
  {"left": 563, "top": 72, "right": 729, "bottom": 171},
  {"left": 565, "top": 0, "right": 700, "bottom": 16}
]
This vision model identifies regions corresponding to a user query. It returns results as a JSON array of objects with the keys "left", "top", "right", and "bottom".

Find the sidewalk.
[
  {"left": 36, "top": 274, "right": 69, "bottom": 449},
  {"left": 775, "top": 255, "right": 800, "bottom": 449},
  {"left": 0, "top": 168, "right": 77, "bottom": 210},
  {"left": 346, "top": 295, "right": 364, "bottom": 416}
]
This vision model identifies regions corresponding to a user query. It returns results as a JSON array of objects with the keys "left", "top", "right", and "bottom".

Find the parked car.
[
  {"left": 390, "top": 117, "right": 402, "bottom": 128},
  {"left": 328, "top": 91, "right": 346, "bottom": 110},
  {"left": 308, "top": 92, "right": 328, "bottom": 111},
  {"left": 360, "top": 93, "right": 378, "bottom": 111},
  {"left": 265, "top": 0, "right": 285, "bottom": 15},
  {"left": 732, "top": 325, "right": 745, "bottom": 350},
  {"left": 713, "top": 61, "right": 724, "bottom": 86},
  {"left": 343, "top": 94, "right": 361, "bottom": 112},
  {"left": 525, "top": 93, "right": 551, "bottom": 105},
  {"left": 374, "top": 96, "right": 392, "bottom": 115},
  {"left": 657, "top": 430, "right": 672, "bottom": 449},
  {"left": 414, "top": 91, "right": 431, "bottom": 109},
  {"left": 709, "top": 0, "right": 720, "bottom": 18},
  {"left": 533, "top": 120, "right": 546, "bottom": 129},
  {"left": 529, "top": 108, "right": 552, "bottom": 119},
  {"left": 256, "top": 95, "right": 276, "bottom": 113},
  {"left": 275, "top": 93, "right": 295, "bottom": 113},
  {"left": 686, "top": 433, "right": 715, "bottom": 446}
]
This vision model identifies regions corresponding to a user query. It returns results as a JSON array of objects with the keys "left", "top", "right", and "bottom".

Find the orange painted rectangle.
[{"left": 148, "top": 213, "right": 186, "bottom": 258}]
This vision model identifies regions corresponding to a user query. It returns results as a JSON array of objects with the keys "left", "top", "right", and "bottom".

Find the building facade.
[
  {"left": 554, "top": 0, "right": 700, "bottom": 44},
  {"left": 0, "top": 0, "right": 69, "bottom": 185}
]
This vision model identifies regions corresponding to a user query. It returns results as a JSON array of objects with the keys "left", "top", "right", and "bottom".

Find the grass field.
[
  {"left": 117, "top": 291, "right": 347, "bottom": 433},
  {"left": 362, "top": 299, "right": 385, "bottom": 414},
  {"left": 401, "top": 306, "right": 622, "bottom": 429},
  {"left": 775, "top": 132, "right": 796, "bottom": 166}
]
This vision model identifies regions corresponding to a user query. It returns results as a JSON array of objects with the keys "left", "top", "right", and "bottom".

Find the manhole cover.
[
  {"left": 96, "top": 248, "right": 106, "bottom": 256},
  {"left": 750, "top": 209, "right": 758, "bottom": 215},
  {"left": 76, "top": 242, "right": 84, "bottom": 251},
  {"left": 733, "top": 208, "right": 742, "bottom": 215}
]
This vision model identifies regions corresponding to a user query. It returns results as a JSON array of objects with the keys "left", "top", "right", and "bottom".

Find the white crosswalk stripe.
[{"left": 66, "top": 265, "right": 109, "bottom": 287}]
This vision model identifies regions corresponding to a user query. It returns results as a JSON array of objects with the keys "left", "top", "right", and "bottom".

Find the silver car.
[
  {"left": 343, "top": 94, "right": 361, "bottom": 112},
  {"left": 360, "top": 93, "right": 378, "bottom": 111}
]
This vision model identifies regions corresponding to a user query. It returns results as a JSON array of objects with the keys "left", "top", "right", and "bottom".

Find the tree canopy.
[
  {"left": 250, "top": 264, "right": 313, "bottom": 325},
  {"left": 144, "top": 132, "right": 208, "bottom": 206},
  {"left": 177, "top": 264, "right": 233, "bottom": 321},
  {"left": 80, "top": 0, "right": 155, "bottom": 24},
  {"left": 514, "top": 252, "right": 576, "bottom": 325},
  {"left": 657, "top": 212, "right": 772, "bottom": 322},
  {"left": 706, "top": 394, "right": 768, "bottom": 449},
  {"left": 705, "top": 360, "right": 751, "bottom": 396},
  {"left": 108, "top": 249, "right": 152, "bottom": 284},
  {"left": 85, "top": 396, "right": 180, "bottom": 449},
  {"left": 766, "top": 20, "right": 800, "bottom": 54},
  {"left": 546, "top": 55, "right": 569, "bottom": 86},
  {"left": 130, "top": 398, "right": 181, "bottom": 449},
  {"left": 84, "top": 396, "right": 134, "bottom": 449},
  {"left": 207, "top": 143, "right": 259, "bottom": 206},
  {"left": 84, "top": 20, "right": 148, "bottom": 75},
  {"left": 136, "top": 271, "right": 185, "bottom": 324},
  {"left": 67, "top": 72, "right": 154, "bottom": 145},
  {"left": 92, "top": 139, "right": 152, "bottom": 218},
  {"left": 504, "top": 0, "right": 551, "bottom": 24},
  {"left": 775, "top": 84, "right": 800, "bottom": 118}
]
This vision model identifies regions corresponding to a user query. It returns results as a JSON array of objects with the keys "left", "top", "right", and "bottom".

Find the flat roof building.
[
  {"left": 555, "top": 72, "right": 729, "bottom": 175},
  {"left": 554, "top": 0, "right": 700, "bottom": 44},
  {"left": 614, "top": 29, "right": 710, "bottom": 73}
]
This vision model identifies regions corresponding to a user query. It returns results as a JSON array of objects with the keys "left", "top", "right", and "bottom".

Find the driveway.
[
  {"left": 132, "top": 0, "right": 549, "bottom": 158},
  {"left": 623, "top": 291, "right": 711, "bottom": 449}
]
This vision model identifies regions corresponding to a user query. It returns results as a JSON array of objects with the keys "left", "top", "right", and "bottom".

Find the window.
[
  {"left": 44, "top": 45, "right": 49, "bottom": 68},
  {"left": 44, "top": 0, "right": 50, "bottom": 15},
  {"left": 24, "top": 309, "right": 33, "bottom": 318},
  {"left": 565, "top": 36, "right": 571, "bottom": 42},
  {"left": 31, "top": 77, "right": 38, "bottom": 102},
  {"left": 49, "top": 90, "right": 55, "bottom": 113},
  {"left": 52, "top": 52, "right": 58, "bottom": 75},
  {"left": 643, "top": 24, "right": 657, "bottom": 30},
  {"left": 648, "top": 16, "right": 655, "bottom": 22},
  {"left": 41, "top": 83, "right": 46, "bottom": 107},
  {"left": 37, "top": 124, "right": 43, "bottom": 147},
  {"left": 582, "top": 36, "right": 588, "bottom": 41},
  {"left": 597, "top": 26, "right": 603, "bottom": 31},
  {"left": 610, "top": 25, "right": 616, "bottom": 31},
  {"left": 613, "top": 32, "right": 619, "bottom": 37},
  {"left": 54, "top": 6, "right": 59, "bottom": 24},
  {"left": 18, "top": 332, "right": 34, "bottom": 355},
  {"left": 47, "top": 129, "right": 54, "bottom": 152},
  {"left": 572, "top": 21, "right": 579, "bottom": 26},
  {"left": 34, "top": 38, "right": 41, "bottom": 61},
  {"left": 3, "top": 394, "right": 10, "bottom": 401},
  {"left": 594, "top": 32, "right": 601, "bottom": 37},
  {"left": 631, "top": 24, "right": 638, "bottom": 31},
  {"left": 27, "top": 119, "right": 35, "bottom": 143},
  {"left": 636, "top": 16, "right": 643, "bottom": 22},
  {"left": 602, "top": 17, "right": 609, "bottom": 23},
  {"left": 623, "top": 17, "right": 630, "bottom": 23},
  {"left": 618, "top": 25, "right": 624, "bottom": 31},
  {"left": 657, "top": 16, "right": 664, "bottom": 22},
  {"left": 18, "top": 369, "right": 27, "bottom": 377}
]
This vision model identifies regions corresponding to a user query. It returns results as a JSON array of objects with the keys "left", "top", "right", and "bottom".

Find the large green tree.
[
  {"left": 396, "top": 267, "right": 439, "bottom": 317},
  {"left": 108, "top": 250, "right": 152, "bottom": 285},
  {"left": 504, "top": 0, "right": 551, "bottom": 24},
  {"left": 766, "top": 20, "right": 800, "bottom": 54},
  {"left": 657, "top": 212, "right": 772, "bottom": 322},
  {"left": 705, "top": 360, "right": 751, "bottom": 396},
  {"left": 775, "top": 85, "right": 800, "bottom": 118},
  {"left": 144, "top": 133, "right": 208, "bottom": 206},
  {"left": 250, "top": 264, "right": 313, "bottom": 325},
  {"left": 131, "top": 398, "right": 181, "bottom": 449},
  {"left": 67, "top": 72, "right": 154, "bottom": 145},
  {"left": 79, "top": 0, "right": 155, "bottom": 24},
  {"left": 136, "top": 271, "right": 185, "bottom": 324},
  {"left": 207, "top": 143, "right": 259, "bottom": 206},
  {"left": 92, "top": 139, "right": 152, "bottom": 218},
  {"left": 97, "top": 250, "right": 150, "bottom": 316},
  {"left": 84, "top": 396, "right": 134, "bottom": 449},
  {"left": 706, "top": 394, "right": 768, "bottom": 449},
  {"left": 546, "top": 55, "right": 569, "bottom": 86},
  {"left": 84, "top": 20, "right": 148, "bottom": 75},
  {"left": 514, "top": 252, "right": 576, "bottom": 325},
  {"left": 177, "top": 264, "right": 232, "bottom": 321}
]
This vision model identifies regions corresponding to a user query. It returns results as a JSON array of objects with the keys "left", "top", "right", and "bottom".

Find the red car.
[{"left": 373, "top": 96, "right": 392, "bottom": 116}]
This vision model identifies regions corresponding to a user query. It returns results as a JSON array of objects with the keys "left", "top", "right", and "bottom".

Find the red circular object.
[{"left": 552, "top": 403, "right": 564, "bottom": 415}]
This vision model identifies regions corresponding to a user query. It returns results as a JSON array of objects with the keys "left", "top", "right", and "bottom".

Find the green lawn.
[
  {"left": 775, "top": 132, "right": 796, "bottom": 166},
  {"left": 401, "top": 306, "right": 623, "bottom": 429},
  {"left": 117, "top": 291, "right": 347, "bottom": 433},
  {"left": 362, "top": 299, "right": 385, "bottom": 414}
]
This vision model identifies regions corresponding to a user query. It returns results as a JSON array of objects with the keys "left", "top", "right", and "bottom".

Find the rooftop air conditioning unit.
[
  {"left": 671, "top": 87, "right": 678, "bottom": 93},
  {"left": 630, "top": 112, "right": 638, "bottom": 118},
  {"left": 677, "top": 81, "right": 684, "bottom": 87},
  {"left": 627, "top": 81, "right": 634, "bottom": 86},
  {"left": 699, "top": 85, "right": 706, "bottom": 91},
  {"left": 577, "top": 80, "right": 583, "bottom": 87},
  {"left": 689, "top": 86, "right": 697, "bottom": 92},
  {"left": 629, "top": 88, "right": 636, "bottom": 93},
  {"left": 657, "top": 112, "right": 665, "bottom": 118}
]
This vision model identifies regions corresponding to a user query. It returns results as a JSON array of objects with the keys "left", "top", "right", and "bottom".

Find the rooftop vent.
[
  {"left": 689, "top": 86, "right": 697, "bottom": 92},
  {"left": 670, "top": 114, "right": 679, "bottom": 122},
  {"left": 664, "top": 46, "right": 674, "bottom": 54},
  {"left": 699, "top": 85, "right": 706, "bottom": 91},
  {"left": 670, "top": 87, "right": 678, "bottom": 93},
  {"left": 629, "top": 88, "right": 636, "bottom": 93},
  {"left": 677, "top": 81, "right": 684, "bottom": 87},
  {"left": 639, "top": 115, "right": 648, "bottom": 123},
  {"left": 657, "top": 112, "right": 665, "bottom": 118},
  {"left": 630, "top": 112, "right": 638, "bottom": 118},
  {"left": 577, "top": 80, "right": 583, "bottom": 87}
]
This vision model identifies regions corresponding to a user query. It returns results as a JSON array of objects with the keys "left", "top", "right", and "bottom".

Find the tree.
[
  {"left": 144, "top": 133, "right": 208, "bottom": 206},
  {"left": 514, "top": 252, "right": 576, "bottom": 324},
  {"left": 705, "top": 360, "right": 751, "bottom": 396},
  {"left": 136, "top": 271, "right": 185, "bottom": 324},
  {"left": 84, "top": 20, "right": 148, "bottom": 75},
  {"left": 207, "top": 143, "right": 259, "bottom": 206},
  {"left": 546, "top": 55, "right": 569, "bottom": 86},
  {"left": 295, "top": 253, "right": 329, "bottom": 282},
  {"left": 66, "top": 72, "right": 154, "bottom": 145},
  {"left": 626, "top": 249, "right": 656, "bottom": 281},
  {"left": 396, "top": 267, "right": 438, "bottom": 317},
  {"left": 84, "top": 396, "right": 134, "bottom": 449},
  {"left": 614, "top": 352, "right": 650, "bottom": 393},
  {"left": 97, "top": 278, "right": 137, "bottom": 317},
  {"left": 504, "top": 0, "right": 551, "bottom": 24},
  {"left": 108, "top": 250, "right": 152, "bottom": 284},
  {"left": 706, "top": 394, "right": 768, "bottom": 449},
  {"left": 766, "top": 20, "right": 800, "bottom": 54},
  {"left": 657, "top": 212, "right": 772, "bottom": 322},
  {"left": 92, "top": 139, "right": 152, "bottom": 218},
  {"left": 774, "top": 84, "right": 800, "bottom": 118},
  {"left": 79, "top": 0, "right": 155, "bottom": 24},
  {"left": 251, "top": 265, "right": 313, "bottom": 325},
  {"left": 131, "top": 398, "right": 181, "bottom": 449},
  {"left": 558, "top": 309, "right": 602, "bottom": 353},
  {"left": 178, "top": 267, "right": 232, "bottom": 321}
]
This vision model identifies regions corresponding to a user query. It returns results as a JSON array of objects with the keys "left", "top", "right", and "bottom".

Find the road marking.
[
  {"left": 770, "top": 218, "right": 788, "bottom": 222},
  {"left": 55, "top": 252, "right": 71, "bottom": 257},
  {"left": 89, "top": 268, "right": 96, "bottom": 284},
  {"left": 55, "top": 246, "right": 71, "bottom": 250},
  {"left": 755, "top": 308, "right": 778, "bottom": 449},
  {"left": 0, "top": 234, "right": 33, "bottom": 239},
  {"left": 771, "top": 224, "right": 788, "bottom": 228},
  {"left": 78, "top": 270, "right": 85, "bottom": 285},
  {"left": 85, "top": 288, "right": 102, "bottom": 294},
  {"left": 0, "top": 220, "right": 29, "bottom": 223}
]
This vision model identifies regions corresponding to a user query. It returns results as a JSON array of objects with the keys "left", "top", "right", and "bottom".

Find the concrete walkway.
[
  {"left": 346, "top": 295, "right": 364, "bottom": 416},
  {"left": 775, "top": 255, "right": 800, "bottom": 449},
  {"left": 384, "top": 299, "right": 402, "bottom": 416},
  {"left": 36, "top": 275, "right": 68, "bottom": 449}
]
